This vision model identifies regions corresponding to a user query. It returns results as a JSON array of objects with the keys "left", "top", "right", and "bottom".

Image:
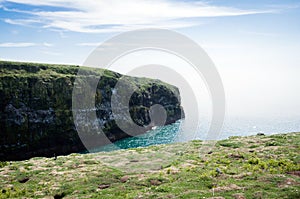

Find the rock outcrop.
[{"left": 0, "top": 61, "right": 183, "bottom": 160}]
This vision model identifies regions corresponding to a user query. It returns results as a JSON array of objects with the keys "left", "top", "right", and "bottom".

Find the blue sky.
[
  {"left": 0, "top": 0, "right": 299, "bottom": 64},
  {"left": 0, "top": 0, "right": 300, "bottom": 118}
]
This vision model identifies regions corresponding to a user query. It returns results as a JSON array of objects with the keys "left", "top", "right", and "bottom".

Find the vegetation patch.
[{"left": 0, "top": 132, "right": 299, "bottom": 198}]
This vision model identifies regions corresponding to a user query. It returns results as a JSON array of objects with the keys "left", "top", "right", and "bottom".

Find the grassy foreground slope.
[{"left": 0, "top": 132, "right": 299, "bottom": 199}]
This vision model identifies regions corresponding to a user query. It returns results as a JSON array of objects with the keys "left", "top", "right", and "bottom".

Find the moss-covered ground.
[{"left": 0, "top": 132, "right": 299, "bottom": 199}]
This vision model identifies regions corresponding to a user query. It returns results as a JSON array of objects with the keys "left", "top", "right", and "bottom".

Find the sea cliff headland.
[{"left": 0, "top": 61, "right": 183, "bottom": 161}]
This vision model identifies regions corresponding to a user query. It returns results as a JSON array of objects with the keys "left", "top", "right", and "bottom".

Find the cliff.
[{"left": 0, "top": 61, "right": 183, "bottom": 161}]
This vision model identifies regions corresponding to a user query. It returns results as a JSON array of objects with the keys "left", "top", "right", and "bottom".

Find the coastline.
[{"left": 1, "top": 132, "right": 299, "bottom": 198}]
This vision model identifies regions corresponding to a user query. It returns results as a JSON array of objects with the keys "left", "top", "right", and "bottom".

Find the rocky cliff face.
[{"left": 0, "top": 61, "right": 183, "bottom": 160}]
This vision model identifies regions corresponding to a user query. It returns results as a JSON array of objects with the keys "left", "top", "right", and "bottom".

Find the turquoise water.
[
  {"left": 90, "top": 120, "right": 181, "bottom": 152},
  {"left": 90, "top": 116, "right": 300, "bottom": 153}
]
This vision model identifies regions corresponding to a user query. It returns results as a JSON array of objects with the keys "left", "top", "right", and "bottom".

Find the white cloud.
[
  {"left": 1, "top": 0, "right": 276, "bottom": 33},
  {"left": 0, "top": 42, "right": 54, "bottom": 47},
  {"left": 43, "top": 42, "right": 54, "bottom": 47},
  {"left": 0, "top": 42, "right": 37, "bottom": 47},
  {"left": 76, "top": 42, "right": 102, "bottom": 47},
  {"left": 4, "top": 18, "right": 41, "bottom": 26}
]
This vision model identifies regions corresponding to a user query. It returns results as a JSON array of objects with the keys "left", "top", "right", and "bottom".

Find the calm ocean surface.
[{"left": 93, "top": 116, "right": 300, "bottom": 152}]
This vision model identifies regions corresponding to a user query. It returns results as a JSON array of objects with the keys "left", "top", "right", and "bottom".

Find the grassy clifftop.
[
  {"left": 0, "top": 132, "right": 299, "bottom": 198},
  {"left": 0, "top": 61, "right": 177, "bottom": 90}
]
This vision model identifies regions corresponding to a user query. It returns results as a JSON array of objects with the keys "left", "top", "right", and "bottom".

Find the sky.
[{"left": 0, "top": 0, "right": 300, "bottom": 119}]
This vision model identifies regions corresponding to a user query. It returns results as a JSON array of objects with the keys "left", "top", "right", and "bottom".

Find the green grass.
[
  {"left": 0, "top": 132, "right": 299, "bottom": 198},
  {"left": 0, "top": 162, "right": 7, "bottom": 168},
  {"left": 216, "top": 140, "right": 243, "bottom": 148},
  {"left": 0, "top": 60, "right": 175, "bottom": 89}
]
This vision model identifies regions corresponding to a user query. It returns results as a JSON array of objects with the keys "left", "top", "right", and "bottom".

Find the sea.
[{"left": 91, "top": 116, "right": 300, "bottom": 152}]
